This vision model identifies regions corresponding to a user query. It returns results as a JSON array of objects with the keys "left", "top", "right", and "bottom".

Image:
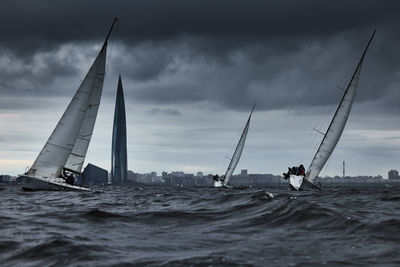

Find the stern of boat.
[
  {"left": 213, "top": 181, "right": 223, "bottom": 188},
  {"left": 20, "top": 175, "right": 90, "bottom": 191}
]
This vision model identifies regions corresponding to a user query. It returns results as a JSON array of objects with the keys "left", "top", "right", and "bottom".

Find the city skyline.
[{"left": 1, "top": 1, "right": 400, "bottom": 177}]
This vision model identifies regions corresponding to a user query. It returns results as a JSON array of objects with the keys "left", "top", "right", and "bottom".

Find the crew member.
[{"left": 283, "top": 164, "right": 306, "bottom": 179}]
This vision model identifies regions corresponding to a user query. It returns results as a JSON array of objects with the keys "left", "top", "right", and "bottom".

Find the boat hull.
[
  {"left": 20, "top": 175, "right": 90, "bottom": 191},
  {"left": 289, "top": 175, "right": 304, "bottom": 190},
  {"left": 213, "top": 181, "right": 223, "bottom": 188},
  {"left": 289, "top": 175, "right": 321, "bottom": 191}
]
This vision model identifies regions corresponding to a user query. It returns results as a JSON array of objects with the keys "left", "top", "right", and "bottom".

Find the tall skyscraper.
[{"left": 111, "top": 75, "right": 128, "bottom": 184}]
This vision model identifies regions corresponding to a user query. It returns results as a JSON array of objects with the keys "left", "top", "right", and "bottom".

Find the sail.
[
  {"left": 26, "top": 19, "right": 117, "bottom": 180},
  {"left": 223, "top": 104, "right": 255, "bottom": 186},
  {"left": 63, "top": 48, "right": 106, "bottom": 174},
  {"left": 26, "top": 45, "right": 107, "bottom": 180},
  {"left": 111, "top": 75, "right": 128, "bottom": 183},
  {"left": 306, "top": 31, "right": 375, "bottom": 182}
]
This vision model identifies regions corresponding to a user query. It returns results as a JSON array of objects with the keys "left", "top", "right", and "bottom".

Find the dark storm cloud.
[
  {"left": 1, "top": 0, "right": 399, "bottom": 53},
  {"left": 0, "top": 45, "right": 83, "bottom": 97},
  {"left": 0, "top": 0, "right": 399, "bottom": 112}
]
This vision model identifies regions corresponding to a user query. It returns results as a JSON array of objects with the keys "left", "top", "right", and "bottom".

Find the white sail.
[
  {"left": 26, "top": 46, "right": 107, "bottom": 180},
  {"left": 223, "top": 104, "right": 255, "bottom": 186},
  {"left": 25, "top": 19, "right": 118, "bottom": 182},
  {"left": 63, "top": 50, "right": 106, "bottom": 174},
  {"left": 306, "top": 31, "right": 375, "bottom": 182}
]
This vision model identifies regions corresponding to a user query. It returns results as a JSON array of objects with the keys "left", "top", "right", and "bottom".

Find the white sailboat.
[
  {"left": 214, "top": 104, "right": 255, "bottom": 188},
  {"left": 289, "top": 31, "right": 375, "bottom": 190},
  {"left": 20, "top": 19, "right": 118, "bottom": 191}
]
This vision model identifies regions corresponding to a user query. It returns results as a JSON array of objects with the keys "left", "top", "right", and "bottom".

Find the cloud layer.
[{"left": 0, "top": 1, "right": 400, "bottom": 176}]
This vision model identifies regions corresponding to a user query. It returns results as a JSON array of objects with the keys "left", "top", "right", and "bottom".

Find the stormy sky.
[{"left": 1, "top": 0, "right": 400, "bottom": 178}]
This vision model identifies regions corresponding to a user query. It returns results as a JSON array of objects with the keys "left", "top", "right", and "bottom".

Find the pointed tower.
[{"left": 111, "top": 75, "right": 128, "bottom": 184}]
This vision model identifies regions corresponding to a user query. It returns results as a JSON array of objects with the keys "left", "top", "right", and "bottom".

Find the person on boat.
[
  {"left": 66, "top": 174, "right": 74, "bottom": 185},
  {"left": 62, "top": 169, "right": 74, "bottom": 185},
  {"left": 298, "top": 164, "right": 305, "bottom": 176},
  {"left": 213, "top": 174, "right": 220, "bottom": 182},
  {"left": 283, "top": 164, "right": 306, "bottom": 179}
]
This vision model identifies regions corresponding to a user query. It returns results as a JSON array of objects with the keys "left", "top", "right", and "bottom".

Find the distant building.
[
  {"left": 388, "top": 170, "right": 399, "bottom": 180},
  {"left": 171, "top": 171, "right": 185, "bottom": 177},
  {"left": 241, "top": 169, "right": 248, "bottom": 176},
  {"left": 196, "top": 172, "right": 203, "bottom": 177},
  {"left": 163, "top": 172, "right": 212, "bottom": 186},
  {"left": 111, "top": 76, "right": 128, "bottom": 184},
  {"left": 0, "top": 175, "right": 11, "bottom": 183},
  {"left": 127, "top": 170, "right": 137, "bottom": 181},
  {"left": 79, "top": 164, "right": 108, "bottom": 185}
]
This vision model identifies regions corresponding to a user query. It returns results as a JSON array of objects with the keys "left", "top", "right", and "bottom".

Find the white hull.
[
  {"left": 289, "top": 175, "right": 304, "bottom": 190},
  {"left": 213, "top": 181, "right": 223, "bottom": 188},
  {"left": 289, "top": 175, "right": 321, "bottom": 191},
  {"left": 20, "top": 175, "right": 90, "bottom": 191}
]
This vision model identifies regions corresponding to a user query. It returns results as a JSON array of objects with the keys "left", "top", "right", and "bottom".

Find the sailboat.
[
  {"left": 214, "top": 104, "right": 255, "bottom": 188},
  {"left": 20, "top": 19, "right": 118, "bottom": 191},
  {"left": 289, "top": 31, "right": 375, "bottom": 190}
]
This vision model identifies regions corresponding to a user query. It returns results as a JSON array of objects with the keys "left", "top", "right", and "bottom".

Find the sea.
[{"left": 0, "top": 184, "right": 399, "bottom": 266}]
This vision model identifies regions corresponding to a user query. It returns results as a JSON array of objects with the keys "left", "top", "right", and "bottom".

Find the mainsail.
[
  {"left": 305, "top": 31, "right": 375, "bottom": 182},
  {"left": 63, "top": 47, "right": 106, "bottom": 174},
  {"left": 26, "top": 19, "right": 117, "bottom": 180},
  {"left": 223, "top": 104, "right": 255, "bottom": 186}
]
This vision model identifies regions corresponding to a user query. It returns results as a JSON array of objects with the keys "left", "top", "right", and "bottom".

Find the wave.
[
  {"left": 82, "top": 209, "right": 128, "bottom": 220},
  {"left": 2, "top": 185, "right": 400, "bottom": 266},
  {"left": 3, "top": 237, "right": 103, "bottom": 266}
]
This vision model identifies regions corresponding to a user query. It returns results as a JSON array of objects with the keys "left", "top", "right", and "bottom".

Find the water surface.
[{"left": 1, "top": 184, "right": 399, "bottom": 266}]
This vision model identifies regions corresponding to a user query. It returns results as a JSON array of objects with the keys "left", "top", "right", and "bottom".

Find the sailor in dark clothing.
[
  {"left": 62, "top": 169, "right": 74, "bottom": 185},
  {"left": 298, "top": 164, "right": 305, "bottom": 176},
  {"left": 283, "top": 164, "right": 306, "bottom": 179},
  {"left": 66, "top": 174, "right": 74, "bottom": 185},
  {"left": 213, "top": 174, "right": 220, "bottom": 182}
]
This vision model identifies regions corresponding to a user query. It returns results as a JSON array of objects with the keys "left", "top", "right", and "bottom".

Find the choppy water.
[{"left": 1, "top": 184, "right": 399, "bottom": 266}]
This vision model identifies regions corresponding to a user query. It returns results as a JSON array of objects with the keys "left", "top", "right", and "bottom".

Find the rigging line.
[
  {"left": 299, "top": 123, "right": 320, "bottom": 164},
  {"left": 106, "top": 31, "right": 115, "bottom": 73},
  {"left": 298, "top": 85, "right": 341, "bottom": 165},
  {"left": 309, "top": 32, "right": 374, "bottom": 172},
  {"left": 299, "top": 102, "right": 333, "bottom": 165},
  {"left": 313, "top": 128, "right": 326, "bottom": 136},
  {"left": 105, "top": 18, "right": 120, "bottom": 75},
  {"left": 301, "top": 75, "right": 346, "bottom": 165},
  {"left": 299, "top": 36, "right": 368, "bottom": 166}
]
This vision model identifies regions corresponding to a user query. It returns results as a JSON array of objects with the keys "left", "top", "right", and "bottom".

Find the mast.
[
  {"left": 101, "top": 18, "right": 119, "bottom": 51},
  {"left": 305, "top": 31, "right": 375, "bottom": 182},
  {"left": 222, "top": 103, "right": 255, "bottom": 186}
]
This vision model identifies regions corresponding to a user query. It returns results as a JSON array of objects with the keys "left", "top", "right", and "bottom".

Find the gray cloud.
[
  {"left": 148, "top": 107, "right": 182, "bottom": 116},
  {"left": 1, "top": 1, "right": 399, "bottom": 51},
  {"left": 0, "top": 1, "right": 399, "bottom": 112},
  {"left": 1, "top": 0, "right": 400, "bottom": 177}
]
